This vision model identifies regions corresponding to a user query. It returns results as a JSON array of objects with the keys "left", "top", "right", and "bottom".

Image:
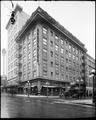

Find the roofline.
[
  {"left": 86, "top": 53, "right": 95, "bottom": 61},
  {"left": 15, "top": 7, "right": 87, "bottom": 52}
]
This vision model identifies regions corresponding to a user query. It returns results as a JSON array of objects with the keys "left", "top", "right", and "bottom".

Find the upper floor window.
[
  {"left": 51, "top": 61, "right": 53, "bottom": 67},
  {"left": 55, "top": 45, "right": 59, "bottom": 51},
  {"left": 61, "top": 48, "right": 64, "bottom": 54},
  {"left": 43, "top": 27, "right": 47, "bottom": 34},
  {"left": 27, "top": 32, "right": 31, "bottom": 41},
  {"left": 33, "top": 28, "right": 36, "bottom": 36},
  {"left": 50, "top": 31, "right": 53, "bottom": 36},
  {"left": 28, "top": 53, "right": 31, "bottom": 60},
  {"left": 50, "top": 41, "right": 53, "bottom": 47},
  {"left": 28, "top": 43, "right": 31, "bottom": 51},
  {"left": 69, "top": 52, "right": 71, "bottom": 58},
  {"left": 69, "top": 44, "right": 71, "bottom": 50},
  {"left": 43, "top": 48, "right": 47, "bottom": 53},
  {"left": 73, "top": 55, "right": 75, "bottom": 60},
  {"left": 33, "top": 38, "right": 36, "bottom": 47},
  {"left": 55, "top": 35, "right": 59, "bottom": 40},
  {"left": 33, "top": 49, "right": 36, "bottom": 57},
  {"left": 76, "top": 49, "right": 78, "bottom": 54},
  {"left": 73, "top": 47, "right": 75, "bottom": 52},
  {"left": 61, "top": 39, "right": 64, "bottom": 45},
  {"left": 43, "top": 37, "right": 47, "bottom": 45},
  {"left": 50, "top": 51, "right": 53, "bottom": 57},
  {"left": 33, "top": 60, "right": 37, "bottom": 68}
]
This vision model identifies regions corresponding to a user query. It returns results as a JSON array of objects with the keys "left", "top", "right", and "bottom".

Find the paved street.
[{"left": 1, "top": 93, "right": 96, "bottom": 118}]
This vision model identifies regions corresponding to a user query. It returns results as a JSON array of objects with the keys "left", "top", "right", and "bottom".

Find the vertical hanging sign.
[{"left": 37, "top": 28, "right": 39, "bottom": 63}]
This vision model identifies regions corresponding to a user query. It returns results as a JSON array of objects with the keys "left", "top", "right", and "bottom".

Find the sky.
[{"left": 1, "top": 1, "right": 95, "bottom": 75}]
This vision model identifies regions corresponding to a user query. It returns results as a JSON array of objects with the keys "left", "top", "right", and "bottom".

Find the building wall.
[
  {"left": 16, "top": 22, "right": 86, "bottom": 85},
  {"left": 86, "top": 54, "right": 95, "bottom": 88},
  {"left": 7, "top": 5, "right": 30, "bottom": 86},
  {"left": 6, "top": 6, "right": 87, "bottom": 87}
]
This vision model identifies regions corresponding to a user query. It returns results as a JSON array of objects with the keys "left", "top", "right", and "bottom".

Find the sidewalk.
[
  {"left": 15, "top": 94, "right": 59, "bottom": 98},
  {"left": 14, "top": 94, "right": 95, "bottom": 107},
  {"left": 55, "top": 98, "right": 95, "bottom": 106}
]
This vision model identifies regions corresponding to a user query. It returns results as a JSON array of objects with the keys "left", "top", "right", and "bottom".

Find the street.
[{"left": 1, "top": 93, "right": 96, "bottom": 118}]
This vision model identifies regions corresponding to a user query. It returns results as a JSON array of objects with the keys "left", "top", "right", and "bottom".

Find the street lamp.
[
  {"left": 46, "top": 81, "right": 49, "bottom": 99},
  {"left": 27, "top": 81, "right": 30, "bottom": 97},
  {"left": 76, "top": 79, "right": 84, "bottom": 99}
]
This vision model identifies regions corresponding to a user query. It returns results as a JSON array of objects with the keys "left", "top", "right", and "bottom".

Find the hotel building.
[{"left": 6, "top": 5, "right": 87, "bottom": 95}]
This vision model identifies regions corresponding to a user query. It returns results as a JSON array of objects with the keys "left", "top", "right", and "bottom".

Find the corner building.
[{"left": 7, "top": 5, "right": 87, "bottom": 95}]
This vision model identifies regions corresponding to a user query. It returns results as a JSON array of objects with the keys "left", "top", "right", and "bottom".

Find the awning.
[
  {"left": 86, "top": 87, "right": 93, "bottom": 90},
  {"left": 31, "top": 85, "right": 36, "bottom": 87},
  {"left": 42, "top": 85, "right": 58, "bottom": 88}
]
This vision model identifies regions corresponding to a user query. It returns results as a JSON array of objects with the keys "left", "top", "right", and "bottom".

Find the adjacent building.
[
  {"left": 6, "top": 5, "right": 87, "bottom": 95},
  {"left": 85, "top": 54, "right": 95, "bottom": 96},
  {"left": 6, "top": 4, "right": 30, "bottom": 86}
]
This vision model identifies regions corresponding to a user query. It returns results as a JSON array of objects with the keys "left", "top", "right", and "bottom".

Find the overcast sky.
[{"left": 1, "top": 1, "right": 95, "bottom": 75}]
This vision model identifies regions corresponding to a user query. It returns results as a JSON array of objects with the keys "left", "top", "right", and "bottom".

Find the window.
[
  {"left": 23, "top": 47, "right": 26, "bottom": 55},
  {"left": 27, "top": 72, "right": 31, "bottom": 80},
  {"left": 43, "top": 38, "right": 47, "bottom": 45},
  {"left": 23, "top": 74, "right": 26, "bottom": 80},
  {"left": 33, "top": 70, "right": 37, "bottom": 77},
  {"left": 61, "top": 39, "right": 64, "bottom": 45},
  {"left": 33, "top": 29, "right": 36, "bottom": 36},
  {"left": 23, "top": 56, "right": 26, "bottom": 63},
  {"left": 43, "top": 27, "right": 47, "bottom": 34},
  {"left": 73, "top": 55, "right": 75, "bottom": 60},
  {"left": 60, "top": 66, "right": 64, "bottom": 73},
  {"left": 73, "top": 47, "right": 75, "bottom": 52},
  {"left": 33, "top": 49, "right": 36, "bottom": 57},
  {"left": 50, "top": 41, "right": 53, "bottom": 47},
  {"left": 23, "top": 39, "right": 26, "bottom": 45},
  {"left": 43, "top": 60, "right": 47, "bottom": 70},
  {"left": 27, "top": 62, "right": 31, "bottom": 71},
  {"left": 76, "top": 56, "right": 79, "bottom": 61},
  {"left": 55, "top": 64, "right": 59, "bottom": 72},
  {"left": 61, "top": 57, "right": 64, "bottom": 63},
  {"left": 55, "top": 45, "right": 59, "bottom": 51},
  {"left": 66, "top": 67, "right": 68, "bottom": 72},
  {"left": 23, "top": 65, "right": 26, "bottom": 72},
  {"left": 55, "top": 53, "right": 59, "bottom": 61},
  {"left": 55, "top": 35, "right": 58, "bottom": 40},
  {"left": 28, "top": 52, "right": 31, "bottom": 60},
  {"left": 28, "top": 43, "right": 31, "bottom": 51},
  {"left": 69, "top": 44, "right": 71, "bottom": 50},
  {"left": 66, "top": 50, "right": 68, "bottom": 56},
  {"left": 66, "top": 41, "right": 68, "bottom": 48},
  {"left": 50, "top": 51, "right": 53, "bottom": 57},
  {"left": 66, "top": 75, "right": 68, "bottom": 80},
  {"left": 43, "top": 48, "right": 47, "bottom": 53},
  {"left": 50, "top": 31, "right": 53, "bottom": 36},
  {"left": 76, "top": 49, "right": 78, "bottom": 54},
  {"left": 51, "top": 61, "right": 53, "bottom": 67},
  {"left": 51, "top": 72, "right": 53, "bottom": 77},
  {"left": 27, "top": 32, "right": 31, "bottom": 42},
  {"left": 43, "top": 70, "right": 47, "bottom": 77},
  {"left": 33, "top": 60, "right": 37, "bottom": 68},
  {"left": 33, "top": 38, "right": 36, "bottom": 47},
  {"left": 69, "top": 52, "right": 71, "bottom": 58},
  {"left": 61, "top": 48, "right": 64, "bottom": 54},
  {"left": 66, "top": 58, "right": 68, "bottom": 63}
]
